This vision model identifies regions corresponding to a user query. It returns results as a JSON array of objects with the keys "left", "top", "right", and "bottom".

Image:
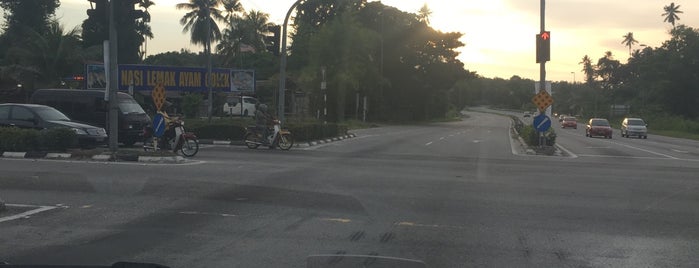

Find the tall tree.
[
  {"left": 0, "top": 0, "right": 60, "bottom": 44},
  {"left": 621, "top": 32, "right": 638, "bottom": 56},
  {"left": 138, "top": 0, "right": 155, "bottom": 59},
  {"left": 662, "top": 2, "right": 683, "bottom": 28},
  {"left": 221, "top": 0, "right": 244, "bottom": 22},
  {"left": 177, "top": 0, "right": 225, "bottom": 48},
  {"left": 579, "top": 55, "right": 595, "bottom": 85},
  {"left": 177, "top": 0, "right": 225, "bottom": 120},
  {"left": 417, "top": 3, "right": 432, "bottom": 24}
]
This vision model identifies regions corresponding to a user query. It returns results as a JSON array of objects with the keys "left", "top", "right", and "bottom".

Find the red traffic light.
[{"left": 540, "top": 31, "right": 550, "bottom": 40}]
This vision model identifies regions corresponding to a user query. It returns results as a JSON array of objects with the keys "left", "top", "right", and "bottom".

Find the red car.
[
  {"left": 586, "top": 118, "right": 612, "bottom": 139},
  {"left": 561, "top": 117, "right": 577, "bottom": 129}
]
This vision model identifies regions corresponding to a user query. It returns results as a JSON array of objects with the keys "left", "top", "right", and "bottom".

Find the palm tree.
[
  {"left": 243, "top": 10, "right": 273, "bottom": 51},
  {"left": 221, "top": 0, "right": 244, "bottom": 23},
  {"left": 662, "top": 2, "right": 683, "bottom": 28},
  {"left": 177, "top": 0, "right": 225, "bottom": 120},
  {"left": 138, "top": 0, "right": 155, "bottom": 59},
  {"left": 579, "top": 55, "right": 594, "bottom": 85},
  {"left": 177, "top": 0, "right": 225, "bottom": 47},
  {"left": 216, "top": 10, "right": 273, "bottom": 66},
  {"left": 417, "top": 4, "right": 432, "bottom": 24},
  {"left": 621, "top": 32, "right": 638, "bottom": 56}
]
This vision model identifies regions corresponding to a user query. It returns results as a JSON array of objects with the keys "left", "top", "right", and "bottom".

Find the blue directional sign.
[
  {"left": 152, "top": 114, "right": 166, "bottom": 137},
  {"left": 533, "top": 114, "right": 552, "bottom": 132}
]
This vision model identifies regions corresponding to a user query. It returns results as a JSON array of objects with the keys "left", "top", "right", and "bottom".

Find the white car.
[
  {"left": 621, "top": 117, "right": 648, "bottom": 139},
  {"left": 223, "top": 96, "right": 259, "bottom": 117}
]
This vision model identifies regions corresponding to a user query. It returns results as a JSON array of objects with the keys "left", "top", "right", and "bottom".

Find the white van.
[{"left": 223, "top": 96, "right": 259, "bottom": 117}]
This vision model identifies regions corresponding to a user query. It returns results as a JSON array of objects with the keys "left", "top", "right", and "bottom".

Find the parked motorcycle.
[
  {"left": 244, "top": 119, "right": 294, "bottom": 150},
  {"left": 143, "top": 117, "right": 199, "bottom": 157}
]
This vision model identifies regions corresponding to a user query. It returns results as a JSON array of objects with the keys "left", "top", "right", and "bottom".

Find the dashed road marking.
[
  {"left": 425, "top": 142, "right": 433, "bottom": 146},
  {"left": 179, "top": 211, "right": 237, "bottom": 217}
]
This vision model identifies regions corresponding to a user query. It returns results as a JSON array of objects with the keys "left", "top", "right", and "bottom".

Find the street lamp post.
[
  {"left": 570, "top": 72, "right": 576, "bottom": 84},
  {"left": 278, "top": 0, "right": 304, "bottom": 125}
]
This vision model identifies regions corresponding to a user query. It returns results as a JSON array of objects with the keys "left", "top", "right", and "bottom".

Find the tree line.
[{"left": 0, "top": 0, "right": 470, "bottom": 122}]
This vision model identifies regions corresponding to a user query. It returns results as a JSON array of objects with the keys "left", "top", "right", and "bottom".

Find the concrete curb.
[
  {"left": 200, "top": 133, "right": 358, "bottom": 148},
  {"left": 0, "top": 151, "right": 189, "bottom": 164}
]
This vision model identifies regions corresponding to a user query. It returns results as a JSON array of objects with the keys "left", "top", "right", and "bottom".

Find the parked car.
[
  {"left": 586, "top": 118, "right": 613, "bottom": 139},
  {"left": 621, "top": 117, "right": 648, "bottom": 139},
  {"left": 31, "top": 89, "right": 150, "bottom": 146},
  {"left": 223, "top": 96, "right": 259, "bottom": 117},
  {"left": 0, "top": 103, "right": 107, "bottom": 147},
  {"left": 561, "top": 116, "right": 577, "bottom": 129}
]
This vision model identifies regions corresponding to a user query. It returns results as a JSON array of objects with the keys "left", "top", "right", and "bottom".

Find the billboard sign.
[{"left": 85, "top": 64, "right": 255, "bottom": 93}]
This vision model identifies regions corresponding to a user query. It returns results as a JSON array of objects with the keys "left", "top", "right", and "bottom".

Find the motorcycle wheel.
[
  {"left": 180, "top": 137, "right": 199, "bottom": 157},
  {"left": 244, "top": 133, "right": 260, "bottom": 149},
  {"left": 278, "top": 133, "right": 294, "bottom": 150}
]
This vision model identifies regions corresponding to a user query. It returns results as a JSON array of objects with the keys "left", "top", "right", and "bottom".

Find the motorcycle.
[
  {"left": 143, "top": 117, "right": 199, "bottom": 157},
  {"left": 244, "top": 119, "right": 294, "bottom": 150}
]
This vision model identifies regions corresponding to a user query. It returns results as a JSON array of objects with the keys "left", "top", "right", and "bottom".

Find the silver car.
[{"left": 621, "top": 117, "right": 648, "bottom": 139}]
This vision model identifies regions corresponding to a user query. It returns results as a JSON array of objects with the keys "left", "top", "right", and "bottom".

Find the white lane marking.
[
  {"left": 179, "top": 211, "right": 237, "bottom": 217},
  {"left": 439, "top": 137, "right": 445, "bottom": 140},
  {"left": 555, "top": 144, "right": 578, "bottom": 158},
  {"left": 585, "top": 146, "right": 611, "bottom": 149},
  {"left": 472, "top": 140, "right": 481, "bottom": 143},
  {"left": 615, "top": 142, "right": 679, "bottom": 159},
  {"left": 576, "top": 154, "right": 699, "bottom": 162},
  {"left": 671, "top": 149, "right": 689, "bottom": 153},
  {"left": 0, "top": 204, "right": 59, "bottom": 223},
  {"left": 425, "top": 142, "right": 433, "bottom": 146}
]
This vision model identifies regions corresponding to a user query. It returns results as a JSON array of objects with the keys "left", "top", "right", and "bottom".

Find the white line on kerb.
[{"left": 0, "top": 204, "right": 58, "bottom": 223}]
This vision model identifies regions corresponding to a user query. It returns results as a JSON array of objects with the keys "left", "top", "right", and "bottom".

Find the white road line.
[
  {"left": 425, "top": 142, "right": 433, "bottom": 146},
  {"left": 0, "top": 204, "right": 58, "bottom": 223},
  {"left": 615, "top": 142, "right": 679, "bottom": 159},
  {"left": 439, "top": 137, "right": 445, "bottom": 140},
  {"left": 555, "top": 144, "right": 578, "bottom": 158},
  {"left": 179, "top": 211, "right": 237, "bottom": 217},
  {"left": 671, "top": 149, "right": 690, "bottom": 153}
]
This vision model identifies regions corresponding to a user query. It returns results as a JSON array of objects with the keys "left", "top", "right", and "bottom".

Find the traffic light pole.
[
  {"left": 539, "top": 0, "right": 546, "bottom": 97},
  {"left": 278, "top": 0, "right": 304, "bottom": 124},
  {"left": 108, "top": 0, "right": 118, "bottom": 152}
]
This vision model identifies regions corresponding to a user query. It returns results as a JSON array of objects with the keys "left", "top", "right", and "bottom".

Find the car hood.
[{"left": 47, "top": 120, "right": 101, "bottom": 130}]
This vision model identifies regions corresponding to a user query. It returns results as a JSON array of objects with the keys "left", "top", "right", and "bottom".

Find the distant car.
[
  {"left": 223, "top": 96, "right": 259, "bottom": 117},
  {"left": 558, "top": 114, "right": 568, "bottom": 122},
  {"left": 561, "top": 117, "right": 577, "bottom": 129},
  {"left": 523, "top": 111, "right": 531, "bottom": 118},
  {"left": 0, "top": 103, "right": 107, "bottom": 148},
  {"left": 621, "top": 117, "right": 648, "bottom": 139},
  {"left": 586, "top": 118, "right": 612, "bottom": 139}
]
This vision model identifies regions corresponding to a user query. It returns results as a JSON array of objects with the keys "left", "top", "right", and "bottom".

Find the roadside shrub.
[
  {"left": 38, "top": 128, "right": 78, "bottom": 151},
  {"left": 287, "top": 122, "right": 348, "bottom": 141},
  {"left": 0, "top": 127, "right": 39, "bottom": 151},
  {"left": 181, "top": 93, "right": 203, "bottom": 118},
  {"left": 190, "top": 123, "right": 247, "bottom": 140},
  {"left": 0, "top": 127, "right": 80, "bottom": 152},
  {"left": 185, "top": 117, "right": 348, "bottom": 142},
  {"left": 519, "top": 125, "right": 556, "bottom": 146}
]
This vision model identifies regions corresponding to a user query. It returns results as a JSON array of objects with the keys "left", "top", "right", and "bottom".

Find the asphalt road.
[{"left": 1, "top": 111, "right": 699, "bottom": 267}]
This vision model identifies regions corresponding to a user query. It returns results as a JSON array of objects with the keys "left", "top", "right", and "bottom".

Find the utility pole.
[{"left": 108, "top": 0, "right": 118, "bottom": 152}]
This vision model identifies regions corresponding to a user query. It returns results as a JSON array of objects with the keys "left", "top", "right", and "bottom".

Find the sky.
[{"left": 54, "top": 0, "right": 699, "bottom": 82}]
